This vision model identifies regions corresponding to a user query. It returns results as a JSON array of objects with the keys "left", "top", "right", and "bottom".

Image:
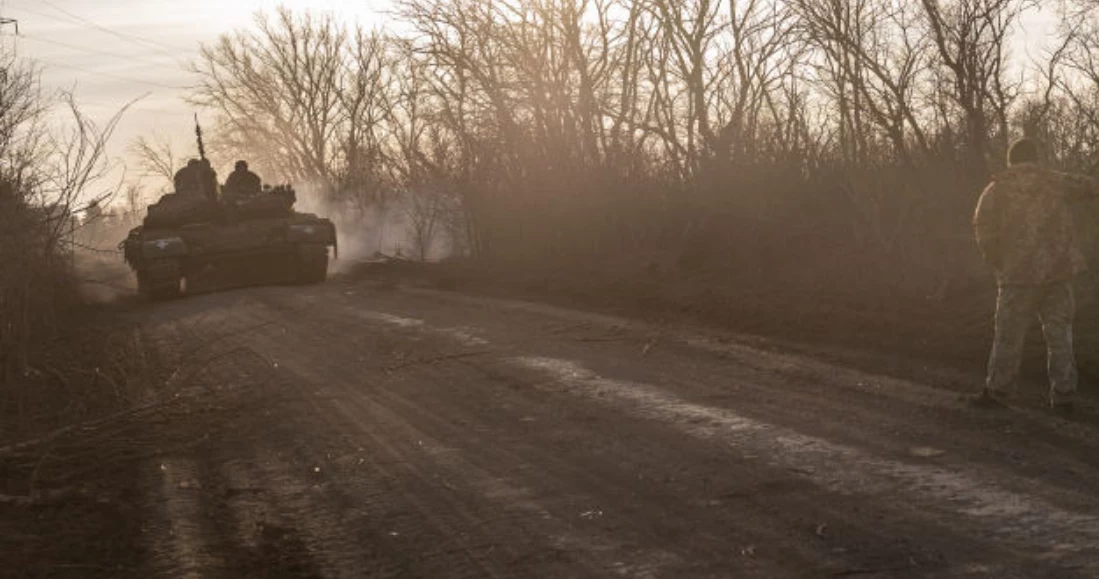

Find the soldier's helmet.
[
  {"left": 1008, "top": 138, "right": 1040, "bottom": 166},
  {"left": 187, "top": 159, "right": 199, "bottom": 167},
  {"left": 235, "top": 160, "right": 248, "bottom": 171}
]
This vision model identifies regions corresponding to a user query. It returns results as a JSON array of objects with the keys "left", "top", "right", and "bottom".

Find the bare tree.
[
  {"left": 793, "top": 0, "right": 933, "bottom": 163},
  {"left": 189, "top": 7, "right": 350, "bottom": 195},
  {"left": 179, "top": 2, "right": 1099, "bottom": 302},
  {"left": 1, "top": 80, "right": 131, "bottom": 381},
  {"left": 1060, "top": 1, "right": 1099, "bottom": 168},
  {"left": 338, "top": 28, "right": 396, "bottom": 208},
  {"left": 919, "top": 0, "right": 1030, "bottom": 177},
  {"left": 129, "top": 133, "right": 181, "bottom": 190}
]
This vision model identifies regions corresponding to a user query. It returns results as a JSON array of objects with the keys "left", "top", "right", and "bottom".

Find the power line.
[
  {"left": 38, "top": 0, "right": 190, "bottom": 56},
  {"left": 32, "top": 57, "right": 189, "bottom": 92},
  {"left": 6, "top": 1, "right": 188, "bottom": 61},
  {"left": 2, "top": 7, "right": 195, "bottom": 94},
  {"left": 79, "top": 99, "right": 184, "bottom": 117},
  {"left": 20, "top": 32, "right": 176, "bottom": 68}
]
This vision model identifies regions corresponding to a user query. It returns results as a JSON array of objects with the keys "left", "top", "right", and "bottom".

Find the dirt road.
[{"left": 124, "top": 278, "right": 1099, "bottom": 578}]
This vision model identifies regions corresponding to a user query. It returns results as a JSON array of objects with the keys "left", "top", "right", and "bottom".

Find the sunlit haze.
[
  {"left": 0, "top": 0, "right": 1066, "bottom": 197},
  {"left": 6, "top": 1, "right": 1099, "bottom": 575},
  {"left": 3, "top": 0, "right": 392, "bottom": 192}
]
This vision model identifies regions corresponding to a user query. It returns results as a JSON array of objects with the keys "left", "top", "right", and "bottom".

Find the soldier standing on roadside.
[{"left": 972, "top": 138, "right": 1098, "bottom": 414}]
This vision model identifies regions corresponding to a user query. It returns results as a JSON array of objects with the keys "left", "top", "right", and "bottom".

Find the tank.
[{"left": 120, "top": 182, "right": 337, "bottom": 300}]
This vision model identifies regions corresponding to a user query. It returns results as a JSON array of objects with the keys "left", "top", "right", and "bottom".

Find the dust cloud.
[
  {"left": 73, "top": 214, "right": 139, "bottom": 304},
  {"left": 291, "top": 183, "right": 456, "bottom": 271},
  {"left": 69, "top": 182, "right": 456, "bottom": 303}
]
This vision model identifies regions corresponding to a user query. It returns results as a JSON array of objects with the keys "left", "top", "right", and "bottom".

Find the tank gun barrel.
[{"left": 194, "top": 113, "right": 206, "bottom": 161}]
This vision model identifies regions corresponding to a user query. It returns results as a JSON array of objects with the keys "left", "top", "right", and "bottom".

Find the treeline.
[
  {"left": 0, "top": 50, "right": 126, "bottom": 384},
  {"left": 190, "top": 0, "right": 1099, "bottom": 298}
]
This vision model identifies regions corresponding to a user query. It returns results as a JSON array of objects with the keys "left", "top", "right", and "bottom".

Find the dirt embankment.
[{"left": 347, "top": 257, "right": 1099, "bottom": 394}]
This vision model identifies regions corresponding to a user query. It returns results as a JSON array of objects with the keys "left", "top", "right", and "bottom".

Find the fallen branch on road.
[
  {"left": 164, "top": 344, "right": 274, "bottom": 392},
  {"left": 0, "top": 487, "right": 83, "bottom": 508},
  {"left": 832, "top": 565, "right": 917, "bottom": 577},
  {"left": 46, "top": 433, "right": 211, "bottom": 488},
  {"left": 0, "top": 395, "right": 188, "bottom": 458},
  {"left": 384, "top": 350, "right": 495, "bottom": 373}
]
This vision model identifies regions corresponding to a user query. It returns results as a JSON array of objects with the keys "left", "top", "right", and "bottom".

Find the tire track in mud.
[
  {"left": 136, "top": 287, "right": 1099, "bottom": 578},
  {"left": 140, "top": 298, "right": 514, "bottom": 579},
  {"left": 323, "top": 287, "right": 1099, "bottom": 513},
  {"left": 256, "top": 301, "right": 775, "bottom": 577},
  {"left": 245, "top": 322, "right": 659, "bottom": 578},
  {"left": 251, "top": 295, "right": 1017, "bottom": 577},
  {"left": 514, "top": 356, "right": 1099, "bottom": 571},
  {"left": 145, "top": 459, "right": 217, "bottom": 579},
  {"left": 136, "top": 304, "right": 338, "bottom": 579},
  {"left": 137, "top": 308, "right": 263, "bottom": 579},
  {"left": 207, "top": 451, "right": 408, "bottom": 579},
  {"left": 354, "top": 287, "right": 1099, "bottom": 444},
  {"left": 269, "top": 291, "right": 1099, "bottom": 576}
]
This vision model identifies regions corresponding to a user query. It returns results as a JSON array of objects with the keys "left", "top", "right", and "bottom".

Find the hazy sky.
[
  {"left": 0, "top": 0, "right": 1063, "bottom": 193},
  {"left": 3, "top": 0, "right": 392, "bottom": 188}
]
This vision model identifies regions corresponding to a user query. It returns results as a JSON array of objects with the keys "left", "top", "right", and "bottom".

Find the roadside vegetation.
[
  {"left": 0, "top": 42, "right": 165, "bottom": 578},
  {"left": 1, "top": 1, "right": 1098, "bottom": 575},
  {"left": 0, "top": 46, "right": 136, "bottom": 453},
  {"left": 8, "top": 1, "right": 1099, "bottom": 435},
  {"left": 186, "top": 1, "right": 1099, "bottom": 377}
]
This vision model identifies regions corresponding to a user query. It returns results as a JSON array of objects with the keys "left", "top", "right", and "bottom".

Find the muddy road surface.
[{"left": 124, "top": 279, "right": 1099, "bottom": 578}]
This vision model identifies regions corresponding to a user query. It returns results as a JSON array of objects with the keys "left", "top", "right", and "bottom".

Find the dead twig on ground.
[
  {"left": 93, "top": 367, "right": 125, "bottom": 403},
  {"left": 49, "top": 433, "right": 212, "bottom": 486},
  {"left": 164, "top": 345, "right": 274, "bottom": 392},
  {"left": 167, "top": 322, "right": 276, "bottom": 375},
  {"left": 546, "top": 322, "right": 594, "bottom": 335},
  {"left": 0, "top": 487, "right": 83, "bottom": 507},
  {"left": 384, "top": 350, "right": 494, "bottom": 373},
  {"left": 28, "top": 364, "right": 71, "bottom": 389},
  {"left": 831, "top": 565, "right": 917, "bottom": 577},
  {"left": 0, "top": 396, "right": 188, "bottom": 457},
  {"left": 575, "top": 336, "right": 632, "bottom": 343}
]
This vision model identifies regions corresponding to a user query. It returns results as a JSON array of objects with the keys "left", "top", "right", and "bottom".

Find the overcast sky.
[
  {"left": 0, "top": 0, "right": 1063, "bottom": 194},
  {"left": 2, "top": 0, "right": 391, "bottom": 189}
]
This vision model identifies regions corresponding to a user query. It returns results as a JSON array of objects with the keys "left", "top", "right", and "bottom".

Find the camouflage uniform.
[{"left": 973, "top": 163, "right": 1098, "bottom": 404}]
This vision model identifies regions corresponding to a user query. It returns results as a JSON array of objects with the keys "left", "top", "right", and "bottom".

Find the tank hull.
[{"left": 121, "top": 212, "right": 337, "bottom": 300}]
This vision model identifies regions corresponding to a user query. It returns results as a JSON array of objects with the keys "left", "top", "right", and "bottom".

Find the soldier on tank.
[
  {"left": 971, "top": 138, "right": 1099, "bottom": 414},
  {"left": 223, "top": 160, "right": 262, "bottom": 197},
  {"left": 173, "top": 159, "right": 202, "bottom": 196}
]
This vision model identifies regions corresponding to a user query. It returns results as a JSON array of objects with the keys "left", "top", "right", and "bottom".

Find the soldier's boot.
[
  {"left": 1051, "top": 399, "right": 1075, "bottom": 416},
  {"left": 964, "top": 388, "right": 1010, "bottom": 410}
]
